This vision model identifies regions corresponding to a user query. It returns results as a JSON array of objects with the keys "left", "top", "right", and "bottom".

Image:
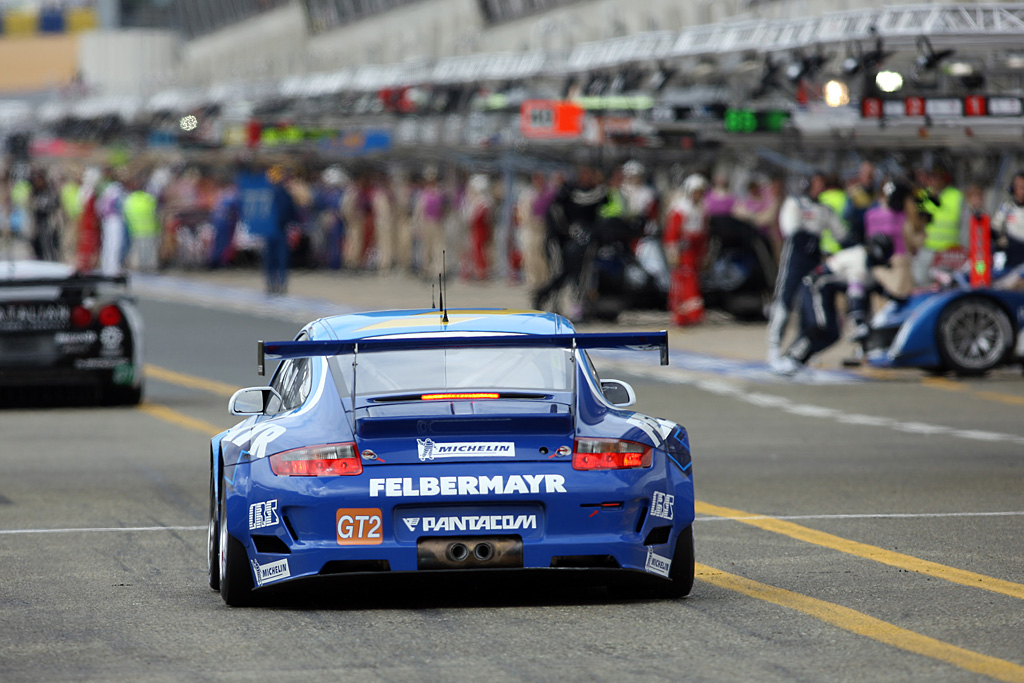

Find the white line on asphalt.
[
  {"left": 0, "top": 525, "right": 205, "bottom": 535},
  {"left": 599, "top": 360, "right": 1024, "bottom": 447},
  {"left": 696, "top": 511, "right": 1024, "bottom": 522}
]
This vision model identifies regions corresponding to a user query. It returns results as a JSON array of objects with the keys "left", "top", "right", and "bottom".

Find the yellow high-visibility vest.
[
  {"left": 818, "top": 188, "right": 847, "bottom": 254},
  {"left": 123, "top": 191, "right": 159, "bottom": 237},
  {"left": 923, "top": 186, "right": 963, "bottom": 251}
]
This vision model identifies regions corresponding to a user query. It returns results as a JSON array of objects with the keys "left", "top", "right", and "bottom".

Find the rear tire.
[
  {"left": 207, "top": 466, "right": 219, "bottom": 591},
  {"left": 218, "top": 485, "right": 255, "bottom": 607},
  {"left": 631, "top": 525, "right": 695, "bottom": 599},
  {"left": 936, "top": 297, "right": 1013, "bottom": 376},
  {"left": 101, "top": 383, "right": 143, "bottom": 406}
]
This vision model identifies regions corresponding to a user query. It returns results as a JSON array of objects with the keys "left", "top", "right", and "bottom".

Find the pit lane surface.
[{"left": 2, "top": 296, "right": 1023, "bottom": 682}]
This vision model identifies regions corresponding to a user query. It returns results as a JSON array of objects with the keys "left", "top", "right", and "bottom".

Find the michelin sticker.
[
  {"left": 650, "top": 491, "right": 674, "bottom": 520},
  {"left": 248, "top": 500, "right": 279, "bottom": 530},
  {"left": 645, "top": 547, "right": 672, "bottom": 578},
  {"left": 251, "top": 558, "right": 290, "bottom": 586},
  {"left": 370, "top": 474, "right": 566, "bottom": 497},
  {"left": 417, "top": 439, "right": 515, "bottom": 461}
]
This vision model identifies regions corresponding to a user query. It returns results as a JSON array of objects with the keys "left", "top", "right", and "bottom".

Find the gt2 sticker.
[
  {"left": 417, "top": 438, "right": 515, "bottom": 461},
  {"left": 249, "top": 500, "right": 279, "bottom": 530},
  {"left": 336, "top": 508, "right": 383, "bottom": 545},
  {"left": 251, "top": 558, "right": 290, "bottom": 586},
  {"left": 369, "top": 474, "right": 566, "bottom": 498},
  {"left": 645, "top": 547, "right": 672, "bottom": 578},
  {"left": 650, "top": 492, "right": 674, "bottom": 520},
  {"left": 403, "top": 514, "right": 537, "bottom": 533}
]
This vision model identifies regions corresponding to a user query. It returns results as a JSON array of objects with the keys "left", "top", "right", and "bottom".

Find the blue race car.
[
  {"left": 208, "top": 308, "right": 695, "bottom": 605},
  {"left": 864, "top": 283, "right": 1024, "bottom": 375}
]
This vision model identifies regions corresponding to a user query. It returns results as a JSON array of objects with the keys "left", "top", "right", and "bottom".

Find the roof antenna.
[
  {"left": 432, "top": 282, "right": 436, "bottom": 310},
  {"left": 441, "top": 250, "right": 449, "bottom": 324}
]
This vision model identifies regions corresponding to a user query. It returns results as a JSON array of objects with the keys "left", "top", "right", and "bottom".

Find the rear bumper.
[{"left": 225, "top": 456, "right": 694, "bottom": 590}]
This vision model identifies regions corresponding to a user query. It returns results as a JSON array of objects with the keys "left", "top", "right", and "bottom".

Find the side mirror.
[
  {"left": 228, "top": 386, "right": 283, "bottom": 416},
  {"left": 600, "top": 379, "right": 636, "bottom": 407}
]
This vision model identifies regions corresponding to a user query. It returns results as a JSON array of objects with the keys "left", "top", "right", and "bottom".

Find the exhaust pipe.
[
  {"left": 447, "top": 542, "right": 470, "bottom": 562},
  {"left": 417, "top": 536, "right": 524, "bottom": 570}
]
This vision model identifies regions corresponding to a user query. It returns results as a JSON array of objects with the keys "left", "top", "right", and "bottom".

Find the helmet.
[
  {"left": 469, "top": 174, "right": 489, "bottom": 193},
  {"left": 622, "top": 160, "right": 645, "bottom": 177},
  {"left": 882, "top": 179, "right": 911, "bottom": 212},
  {"left": 322, "top": 166, "right": 348, "bottom": 186},
  {"left": 866, "top": 233, "right": 895, "bottom": 267},
  {"left": 682, "top": 173, "right": 708, "bottom": 197}
]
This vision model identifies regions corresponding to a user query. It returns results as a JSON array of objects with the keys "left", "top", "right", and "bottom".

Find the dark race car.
[
  {"left": 0, "top": 261, "right": 143, "bottom": 404},
  {"left": 209, "top": 308, "right": 695, "bottom": 605}
]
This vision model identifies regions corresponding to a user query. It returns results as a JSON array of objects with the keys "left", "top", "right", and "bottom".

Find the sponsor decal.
[
  {"left": 645, "top": 547, "right": 672, "bottom": 578},
  {"left": 405, "top": 514, "right": 538, "bottom": 533},
  {"left": 369, "top": 474, "right": 566, "bottom": 498},
  {"left": 73, "top": 357, "right": 130, "bottom": 370},
  {"left": 112, "top": 363, "right": 134, "bottom": 386},
  {"left": 100, "top": 326, "right": 124, "bottom": 355},
  {"left": 0, "top": 303, "right": 69, "bottom": 331},
  {"left": 336, "top": 508, "right": 383, "bottom": 545},
  {"left": 417, "top": 438, "right": 515, "bottom": 461},
  {"left": 650, "top": 491, "right": 674, "bottom": 521},
  {"left": 248, "top": 500, "right": 279, "bottom": 530},
  {"left": 251, "top": 558, "right": 290, "bottom": 586},
  {"left": 54, "top": 330, "right": 97, "bottom": 346}
]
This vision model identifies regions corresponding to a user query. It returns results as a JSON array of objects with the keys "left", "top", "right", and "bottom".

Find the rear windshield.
[{"left": 330, "top": 347, "right": 573, "bottom": 396}]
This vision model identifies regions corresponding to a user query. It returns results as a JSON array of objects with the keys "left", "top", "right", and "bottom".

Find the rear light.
[
  {"left": 98, "top": 305, "right": 123, "bottom": 326},
  {"left": 269, "top": 443, "right": 363, "bottom": 476},
  {"left": 572, "top": 438, "right": 652, "bottom": 470},
  {"left": 420, "top": 392, "right": 499, "bottom": 400},
  {"left": 70, "top": 306, "right": 92, "bottom": 328}
]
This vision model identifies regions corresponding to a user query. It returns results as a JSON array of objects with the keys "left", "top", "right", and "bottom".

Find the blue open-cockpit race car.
[{"left": 208, "top": 308, "right": 695, "bottom": 606}]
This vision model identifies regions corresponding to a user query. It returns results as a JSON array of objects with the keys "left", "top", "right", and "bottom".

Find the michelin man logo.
[{"left": 417, "top": 438, "right": 435, "bottom": 461}]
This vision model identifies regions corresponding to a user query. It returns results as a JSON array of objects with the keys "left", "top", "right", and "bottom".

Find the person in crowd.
[
  {"left": 58, "top": 169, "right": 81, "bottom": 262},
  {"left": 912, "top": 163, "right": 965, "bottom": 286},
  {"left": 992, "top": 171, "right": 1024, "bottom": 273},
  {"left": 208, "top": 172, "right": 241, "bottom": 269},
  {"left": 817, "top": 173, "right": 849, "bottom": 256},
  {"left": 843, "top": 160, "right": 876, "bottom": 246},
  {"left": 772, "top": 233, "right": 895, "bottom": 375},
  {"left": 123, "top": 177, "right": 160, "bottom": 272},
  {"left": 263, "top": 165, "right": 298, "bottom": 295},
  {"left": 517, "top": 172, "right": 551, "bottom": 290},
  {"left": 29, "top": 167, "right": 61, "bottom": 261},
  {"left": 96, "top": 168, "right": 127, "bottom": 276},
  {"left": 414, "top": 166, "right": 447, "bottom": 279},
  {"left": 620, "top": 160, "right": 657, "bottom": 223},
  {"left": 461, "top": 174, "right": 493, "bottom": 281},
  {"left": 704, "top": 172, "right": 736, "bottom": 218},
  {"left": 863, "top": 179, "right": 913, "bottom": 300},
  {"left": 732, "top": 175, "right": 784, "bottom": 256},
  {"left": 74, "top": 167, "right": 103, "bottom": 272},
  {"left": 766, "top": 171, "right": 849, "bottom": 364},
  {"left": 391, "top": 169, "right": 416, "bottom": 274},
  {"left": 314, "top": 166, "right": 347, "bottom": 270},
  {"left": 663, "top": 173, "right": 708, "bottom": 326},
  {"left": 372, "top": 169, "right": 395, "bottom": 274},
  {"left": 532, "top": 166, "right": 608, "bottom": 316}
]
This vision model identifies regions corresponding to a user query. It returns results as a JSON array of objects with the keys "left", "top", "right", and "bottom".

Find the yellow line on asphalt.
[
  {"left": 695, "top": 501, "right": 1024, "bottom": 601},
  {"left": 697, "top": 563, "right": 1024, "bottom": 683},
  {"left": 136, "top": 402, "right": 224, "bottom": 438},
  {"left": 921, "top": 376, "right": 1024, "bottom": 406},
  {"left": 144, "top": 364, "right": 239, "bottom": 398}
]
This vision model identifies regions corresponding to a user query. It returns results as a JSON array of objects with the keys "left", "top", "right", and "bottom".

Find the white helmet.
[
  {"left": 682, "top": 173, "right": 708, "bottom": 197},
  {"left": 623, "top": 160, "right": 645, "bottom": 177},
  {"left": 321, "top": 166, "right": 348, "bottom": 186}
]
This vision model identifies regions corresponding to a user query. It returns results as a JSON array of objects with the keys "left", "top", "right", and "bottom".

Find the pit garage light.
[
  {"left": 824, "top": 80, "right": 849, "bottom": 107},
  {"left": 876, "top": 71, "right": 904, "bottom": 94}
]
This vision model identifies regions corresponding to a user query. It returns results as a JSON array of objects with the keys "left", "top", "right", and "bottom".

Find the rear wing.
[
  {"left": 258, "top": 331, "right": 669, "bottom": 376},
  {"left": 0, "top": 274, "right": 129, "bottom": 289}
]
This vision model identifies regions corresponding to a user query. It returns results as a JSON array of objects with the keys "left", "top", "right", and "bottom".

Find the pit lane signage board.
[
  {"left": 862, "top": 96, "right": 1024, "bottom": 119},
  {"left": 520, "top": 100, "right": 584, "bottom": 139}
]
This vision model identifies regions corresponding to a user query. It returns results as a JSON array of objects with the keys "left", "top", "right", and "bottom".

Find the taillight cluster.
[
  {"left": 70, "top": 304, "right": 123, "bottom": 328},
  {"left": 269, "top": 443, "right": 362, "bottom": 476},
  {"left": 572, "top": 438, "right": 652, "bottom": 470}
]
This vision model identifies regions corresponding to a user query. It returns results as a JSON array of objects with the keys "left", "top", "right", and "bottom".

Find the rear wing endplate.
[{"left": 257, "top": 331, "right": 669, "bottom": 375}]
